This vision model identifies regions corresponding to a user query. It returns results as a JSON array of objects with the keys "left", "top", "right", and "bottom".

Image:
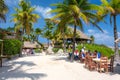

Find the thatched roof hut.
[
  {"left": 23, "top": 41, "right": 40, "bottom": 49},
  {"left": 66, "top": 27, "right": 91, "bottom": 42}
]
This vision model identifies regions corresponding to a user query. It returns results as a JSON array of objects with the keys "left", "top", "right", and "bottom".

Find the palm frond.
[
  {"left": 79, "top": 12, "right": 88, "bottom": 24},
  {"left": 90, "top": 20, "right": 103, "bottom": 32}
]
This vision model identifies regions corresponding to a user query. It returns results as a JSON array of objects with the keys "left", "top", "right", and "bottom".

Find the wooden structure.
[
  {"left": 0, "top": 32, "right": 17, "bottom": 39},
  {"left": 0, "top": 39, "right": 10, "bottom": 67},
  {"left": 0, "top": 31, "right": 17, "bottom": 67}
]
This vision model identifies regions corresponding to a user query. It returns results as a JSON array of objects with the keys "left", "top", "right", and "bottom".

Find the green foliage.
[
  {"left": 34, "top": 48, "right": 41, "bottom": 53},
  {"left": 52, "top": 48, "right": 60, "bottom": 53},
  {"left": 0, "top": 0, "right": 8, "bottom": 22},
  {"left": 77, "top": 43, "right": 114, "bottom": 58},
  {"left": 0, "top": 33, "right": 4, "bottom": 39},
  {"left": 3, "top": 39, "right": 22, "bottom": 55},
  {"left": 12, "top": 0, "right": 39, "bottom": 35}
]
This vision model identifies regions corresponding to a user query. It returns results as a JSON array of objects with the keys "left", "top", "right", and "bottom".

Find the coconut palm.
[
  {"left": 45, "top": 19, "right": 74, "bottom": 53},
  {"left": 51, "top": 0, "right": 103, "bottom": 61},
  {"left": 35, "top": 28, "right": 42, "bottom": 42},
  {"left": 43, "top": 19, "right": 54, "bottom": 47},
  {"left": 90, "top": 35, "right": 95, "bottom": 44},
  {"left": 98, "top": 0, "right": 120, "bottom": 62},
  {"left": 12, "top": 0, "right": 39, "bottom": 56},
  {"left": 6, "top": 26, "right": 15, "bottom": 32},
  {"left": 0, "top": 0, "right": 8, "bottom": 22},
  {"left": 12, "top": 0, "right": 39, "bottom": 35}
]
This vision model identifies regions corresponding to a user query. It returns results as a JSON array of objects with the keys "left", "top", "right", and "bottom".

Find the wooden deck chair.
[
  {"left": 108, "top": 55, "right": 114, "bottom": 72},
  {"left": 99, "top": 57, "right": 108, "bottom": 73},
  {"left": 88, "top": 57, "right": 96, "bottom": 71}
]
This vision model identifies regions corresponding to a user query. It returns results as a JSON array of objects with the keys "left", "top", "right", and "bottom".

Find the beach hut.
[
  {"left": 65, "top": 27, "right": 91, "bottom": 43},
  {"left": 23, "top": 41, "right": 41, "bottom": 49}
]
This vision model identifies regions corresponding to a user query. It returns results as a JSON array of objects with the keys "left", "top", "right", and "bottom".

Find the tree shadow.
[
  {"left": 52, "top": 56, "right": 72, "bottom": 62},
  {"left": 109, "top": 65, "right": 120, "bottom": 75},
  {"left": 0, "top": 61, "right": 47, "bottom": 80}
]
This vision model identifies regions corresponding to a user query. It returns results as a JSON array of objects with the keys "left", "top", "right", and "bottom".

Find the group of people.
[
  {"left": 22, "top": 48, "right": 34, "bottom": 56},
  {"left": 68, "top": 46, "right": 101, "bottom": 61}
]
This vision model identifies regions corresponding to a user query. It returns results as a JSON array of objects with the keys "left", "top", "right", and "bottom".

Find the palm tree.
[
  {"left": 12, "top": 0, "right": 39, "bottom": 35},
  {"left": 12, "top": 0, "right": 39, "bottom": 56},
  {"left": 0, "top": 0, "right": 8, "bottom": 22},
  {"left": 90, "top": 35, "right": 95, "bottom": 44},
  {"left": 6, "top": 26, "right": 14, "bottom": 32},
  {"left": 98, "top": 0, "right": 120, "bottom": 62},
  {"left": 29, "top": 31, "right": 36, "bottom": 42},
  {"left": 43, "top": 19, "right": 54, "bottom": 47},
  {"left": 35, "top": 28, "right": 42, "bottom": 42},
  {"left": 51, "top": 0, "right": 103, "bottom": 61}
]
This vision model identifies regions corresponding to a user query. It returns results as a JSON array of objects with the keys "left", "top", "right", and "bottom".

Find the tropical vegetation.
[
  {"left": 12, "top": 0, "right": 39, "bottom": 37},
  {"left": 0, "top": 0, "right": 8, "bottom": 22},
  {"left": 50, "top": 0, "right": 103, "bottom": 61},
  {"left": 0, "top": 0, "right": 119, "bottom": 65},
  {"left": 0, "top": 39, "right": 22, "bottom": 56},
  {"left": 42, "top": 19, "right": 55, "bottom": 47},
  {"left": 98, "top": 0, "right": 120, "bottom": 61},
  {"left": 77, "top": 43, "right": 114, "bottom": 58}
]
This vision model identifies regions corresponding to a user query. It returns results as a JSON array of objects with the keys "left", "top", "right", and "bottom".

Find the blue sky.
[{"left": 1, "top": 0, "right": 120, "bottom": 47}]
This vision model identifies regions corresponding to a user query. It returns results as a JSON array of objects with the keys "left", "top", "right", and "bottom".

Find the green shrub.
[
  {"left": 2, "top": 39, "right": 22, "bottom": 55},
  {"left": 34, "top": 48, "right": 41, "bottom": 53},
  {"left": 77, "top": 43, "right": 114, "bottom": 58},
  {"left": 52, "top": 48, "right": 60, "bottom": 53}
]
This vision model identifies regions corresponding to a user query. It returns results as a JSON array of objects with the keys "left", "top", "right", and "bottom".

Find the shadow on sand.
[
  {"left": 52, "top": 55, "right": 78, "bottom": 63},
  {"left": 53, "top": 56, "right": 70, "bottom": 61},
  {"left": 0, "top": 61, "right": 47, "bottom": 80},
  {"left": 52, "top": 56, "right": 120, "bottom": 75},
  {"left": 109, "top": 65, "right": 120, "bottom": 75}
]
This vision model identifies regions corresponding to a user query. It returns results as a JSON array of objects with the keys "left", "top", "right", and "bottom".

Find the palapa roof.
[
  {"left": 23, "top": 41, "right": 40, "bottom": 48},
  {"left": 67, "top": 27, "right": 91, "bottom": 40}
]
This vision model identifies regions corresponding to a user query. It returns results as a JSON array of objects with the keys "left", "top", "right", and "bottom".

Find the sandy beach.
[{"left": 0, "top": 54, "right": 120, "bottom": 80}]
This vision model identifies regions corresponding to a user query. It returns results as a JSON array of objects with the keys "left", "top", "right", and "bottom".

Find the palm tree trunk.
[
  {"left": 37, "top": 35, "right": 39, "bottom": 42},
  {"left": 63, "top": 30, "right": 66, "bottom": 53},
  {"left": 113, "top": 15, "right": 119, "bottom": 62},
  {"left": 28, "top": 35, "right": 30, "bottom": 40},
  {"left": 71, "top": 25, "right": 76, "bottom": 62},
  {"left": 47, "top": 38, "right": 49, "bottom": 47},
  {"left": 19, "top": 28, "right": 24, "bottom": 57}
]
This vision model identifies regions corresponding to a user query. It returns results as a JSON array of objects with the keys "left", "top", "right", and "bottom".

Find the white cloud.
[
  {"left": 88, "top": 29, "right": 95, "bottom": 33},
  {"left": 103, "top": 30, "right": 109, "bottom": 34},
  {"left": 118, "top": 32, "right": 120, "bottom": 38},
  {"left": 87, "top": 29, "right": 114, "bottom": 46},
  {"left": 34, "top": 5, "right": 53, "bottom": 18},
  {"left": 5, "top": 0, "right": 20, "bottom": 7}
]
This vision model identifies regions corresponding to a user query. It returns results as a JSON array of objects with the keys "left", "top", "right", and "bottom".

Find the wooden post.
[
  {"left": 1, "top": 41, "right": 3, "bottom": 56},
  {"left": 0, "top": 39, "right": 3, "bottom": 67}
]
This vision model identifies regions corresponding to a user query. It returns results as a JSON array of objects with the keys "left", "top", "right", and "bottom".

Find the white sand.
[{"left": 0, "top": 54, "right": 120, "bottom": 80}]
